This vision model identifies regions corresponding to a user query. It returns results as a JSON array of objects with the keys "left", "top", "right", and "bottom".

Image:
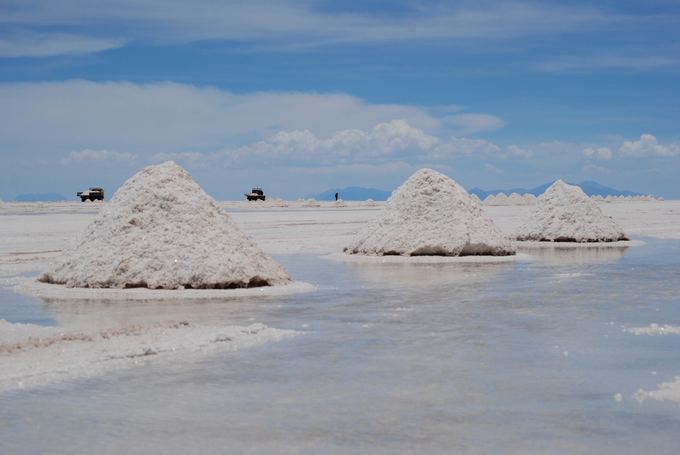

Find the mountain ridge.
[{"left": 310, "top": 181, "right": 644, "bottom": 201}]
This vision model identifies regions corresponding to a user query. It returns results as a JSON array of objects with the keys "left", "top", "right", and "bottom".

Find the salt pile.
[
  {"left": 483, "top": 194, "right": 496, "bottom": 205},
  {"left": 39, "top": 161, "right": 291, "bottom": 289},
  {"left": 508, "top": 192, "right": 524, "bottom": 205},
  {"left": 522, "top": 193, "right": 537, "bottom": 205},
  {"left": 494, "top": 192, "right": 509, "bottom": 205},
  {"left": 515, "top": 179, "right": 628, "bottom": 242},
  {"left": 344, "top": 169, "right": 515, "bottom": 256}
]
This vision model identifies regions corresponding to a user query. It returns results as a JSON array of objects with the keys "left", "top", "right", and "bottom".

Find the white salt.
[
  {"left": 344, "top": 168, "right": 515, "bottom": 256},
  {"left": 522, "top": 193, "right": 537, "bottom": 205},
  {"left": 515, "top": 179, "right": 628, "bottom": 242},
  {"left": 39, "top": 161, "right": 291, "bottom": 289}
]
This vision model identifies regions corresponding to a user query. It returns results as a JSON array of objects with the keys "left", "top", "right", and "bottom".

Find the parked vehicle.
[
  {"left": 77, "top": 187, "right": 104, "bottom": 202},
  {"left": 245, "top": 187, "right": 266, "bottom": 201}
]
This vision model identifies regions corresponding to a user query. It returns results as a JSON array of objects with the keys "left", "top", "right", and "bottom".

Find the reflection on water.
[
  {"left": 519, "top": 245, "right": 629, "bottom": 264},
  {"left": 37, "top": 296, "right": 265, "bottom": 330},
  {"left": 2, "top": 246, "right": 680, "bottom": 454},
  {"left": 346, "top": 261, "right": 514, "bottom": 288}
]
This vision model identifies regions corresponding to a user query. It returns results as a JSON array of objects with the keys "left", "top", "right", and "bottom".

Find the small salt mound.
[
  {"left": 522, "top": 193, "right": 537, "bottom": 205},
  {"left": 333, "top": 198, "right": 347, "bottom": 207},
  {"left": 515, "top": 179, "right": 628, "bottom": 243},
  {"left": 508, "top": 192, "right": 524, "bottom": 205},
  {"left": 344, "top": 169, "right": 515, "bottom": 256},
  {"left": 470, "top": 194, "right": 482, "bottom": 204},
  {"left": 365, "top": 198, "right": 378, "bottom": 207},
  {"left": 39, "top": 161, "right": 291, "bottom": 289},
  {"left": 303, "top": 198, "right": 320, "bottom": 207},
  {"left": 483, "top": 194, "right": 496, "bottom": 205}
]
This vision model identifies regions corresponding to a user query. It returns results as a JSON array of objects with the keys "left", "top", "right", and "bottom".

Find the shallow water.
[{"left": 2, "top": 240, "right": 680, "bottom": 454}]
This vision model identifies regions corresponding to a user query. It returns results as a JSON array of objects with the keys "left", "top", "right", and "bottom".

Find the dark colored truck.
[
  {"left": 77, "top": 187, "right": 105, "bottom": 202},
  {"left": 244, "top": 187, "right": 266, "bottom": 201}
]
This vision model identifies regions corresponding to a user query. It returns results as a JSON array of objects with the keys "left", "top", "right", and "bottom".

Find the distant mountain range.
[
  {"left": 15, "top": 192, "right": 67, "bottom": 202},
  {"left": 311, "top": 180, "right": 643, "bottom": 201},
  {"left": 468, "top": 180, "right": 642, "bottom": 199},
  {"left": 308, "top": 186, "right": 392, "bottom": 201}
]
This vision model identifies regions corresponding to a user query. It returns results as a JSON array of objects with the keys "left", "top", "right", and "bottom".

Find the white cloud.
[
  {"left": 218, "top": 120, "right": 440, "bottom": 166},
  {"left": 142, "top": 120, "right": 509, "bottom": 169},
  {"left": 619, "top": 134, "right": 680, "bottom": 157},
  {"left": 443, "top": 113, "right": 506, "bottom": 135},
  {"left": 583, "top": 146, "right": 612, "bottom": 160},
  {"left": 506, "top": 144, "right": 533, "bottom": 159},
  {"left": 151, "top": 151, "right": 206, "bottom": 166},
  {"left": 430, "top": 137, "right": 501, "bottom": 160},
  {"left": 0, "top": 1, "right": 615, "bottom": 55},
  {"left": 61, "top": 149, "right": 137, "bottom": 165},
  {"left": 0, "top": 81, "right": 447, "bottom": 154},
  {"left": 0, "top": 80, "right": 508, "bottom": 167},
  {"left": 0, "top": 32, "right": 124, "bottom": 58}
]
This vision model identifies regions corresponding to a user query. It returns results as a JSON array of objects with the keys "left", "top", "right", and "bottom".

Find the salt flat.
[
  {"left": 2, "top": 200, "right": 678, "bottom": 268},
  {"left": 1, "top": 200, "right": 680, "bottom": 453}
]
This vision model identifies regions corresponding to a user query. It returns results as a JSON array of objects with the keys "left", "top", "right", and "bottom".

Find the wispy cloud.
[
  {"left": 61, "top": 148, "right": 137, "bottom": 165},
  {"left": 0, "top": 1, "right": 619, "bottom": 55},
  {"left": 442, "top": 113, "right": 506, "bottom": 135},
  {"left": 0, "top": 32, "right": 125, "bottom": 58},
  {"left": 535, "top": 53, "right": 680, "bottom": 73}
]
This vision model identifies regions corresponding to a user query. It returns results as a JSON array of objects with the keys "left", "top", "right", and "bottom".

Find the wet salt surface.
[{"left": 2, "top": 241, "right": 680, "bottom": 453}]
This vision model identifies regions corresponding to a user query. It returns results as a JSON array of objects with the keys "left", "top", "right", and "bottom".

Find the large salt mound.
[
  {"left": 39, "top": 162, "right": 291, "bottom": 289},
  {"left": 344, "top": 169, "right": 515, "bottom": 256},
  {"left": 515, "top": 179, "right": 628, "bottom": 242}
]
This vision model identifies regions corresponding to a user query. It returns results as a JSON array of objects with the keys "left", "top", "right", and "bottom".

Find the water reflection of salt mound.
[
  {"left": 39, "top": 161, "right": 290, "bottom": 289},
  {"left": 519, "top": 245, "right": 629, "bottom": 264},
  {"left": 344, "top": 169, "right": 515, "bottom": 256},
  {"left": 516, "top": 180, "right": 628, "bottom": 243},
  {"left": 347, "top": 261, "right": 513, "bottom": 288}
]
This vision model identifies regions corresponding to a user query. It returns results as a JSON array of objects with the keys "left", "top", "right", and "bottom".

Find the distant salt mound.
[
  {"left": 303, "top": 198, "right": 320, "bottom": 207},
  {"left": 494, "top": 192, "right": 509, "bottom": 206},
  {"left": 470, "top": 194, "right": 481, "bottom": 204},
  {"left": 508, "top": 192, "right": 523, "bottom": 205},
  {"left": 39, "top": 162, "right": 291, "bottom": 289},
  {"left": 483, "top": 194, "right": 496, "bottom": 205},
  {"left": 515, "top": 179, "right": 628, "bottom": 242},
  {"left": 522, "top": 193, "right": 537, "bottom": 205},
  {"left": 344, "top": 169, "right": 515, "bottom": 256},
  {"left": 365, "top": 198, "right": 378, "bottom": 207},
  {"left": 333, "top": 198, "right": 347, "bottom": 207}
]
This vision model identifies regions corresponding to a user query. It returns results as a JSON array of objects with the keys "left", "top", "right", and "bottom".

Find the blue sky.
[{"left": 1, "top": 0, "right": 679, "bottom": 199}]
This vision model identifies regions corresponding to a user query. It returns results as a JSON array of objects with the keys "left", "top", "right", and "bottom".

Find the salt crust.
[
  {"left": 13, "top": 276, "right": 314, "bottom": 301},
  {"left": 344, "top": 169, "right": 515, "bottom": 257},
  {"left": 39, "top": 161, "right": 291, "bottom": 289},
  {"left": 626, "top": 324, "right": 680, "bottom": 336},
  {"left": 515, "top": 179, "right": 628, "bottom": 242},
  {"left": 0, "top": 318, "right": 299, "bottom": 393}
]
